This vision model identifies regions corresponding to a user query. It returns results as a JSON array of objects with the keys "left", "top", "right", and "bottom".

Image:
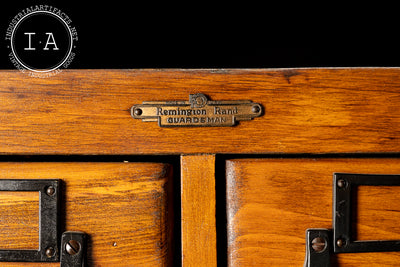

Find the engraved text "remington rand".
[{"left": 156, "top": 106, "right": 238, "bottom": 116}]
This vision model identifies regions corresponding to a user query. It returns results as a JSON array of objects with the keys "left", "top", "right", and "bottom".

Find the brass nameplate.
[{"left": 131, "top": 93, "right": 262, "bottom": 127}]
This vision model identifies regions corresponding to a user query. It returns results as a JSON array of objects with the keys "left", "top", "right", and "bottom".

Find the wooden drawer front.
[
  {"left": 226, "top": 158, "right": 400, "bottom": 266},
  {"left": 0, "top": 162, "right": 173, "bottom": 266},
  {"left": 2, "top": 69, "right": 400, "bottom": 155}
]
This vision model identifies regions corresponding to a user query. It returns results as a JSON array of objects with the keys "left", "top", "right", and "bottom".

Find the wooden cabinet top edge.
[{"left": 1, "top": 68, "right": 400, "bottom": 154}]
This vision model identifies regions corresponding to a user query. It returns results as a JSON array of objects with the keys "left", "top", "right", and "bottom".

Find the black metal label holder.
[
  {"left": 0, "top": 179, "right": 60, "bottom": 262},
  {"left": 305, "top": 173, "right": 400, "bottom": 266},
  {"left": 0, "top": 179, "right": 86, "bottom": 266},
  {"left": 333, "top": 173, "right": 400, "bottom": 253}
]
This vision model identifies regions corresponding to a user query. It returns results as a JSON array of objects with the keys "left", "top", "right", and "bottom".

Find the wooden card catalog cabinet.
[{"left": 1, "top": 69, "right": 400, "bottom": 266}]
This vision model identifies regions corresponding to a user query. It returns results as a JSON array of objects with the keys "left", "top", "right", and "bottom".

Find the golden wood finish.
[
  {"left": 2, "top": 68, "right": 400, "bottom": 266},
  {"left": 181, "top": 155, "right": 217, "bottom": 267},
  {"left": 0, "top": 192, "right": 39, "bottom": 250},
  {"left": 0, "top": 162, "right": 173, "bottom": 267},
  {"left": 1, "top": 68, "right": 400, "bottom": 154},
  {"left": 226, "top": 158, "right": 400, "bottom": 266},
  {"left": 356, "top": 185, "right": 400, "bottom": 241}
]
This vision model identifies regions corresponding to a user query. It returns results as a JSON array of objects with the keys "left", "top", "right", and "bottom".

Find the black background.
[{"left": 1, "top": 2, "right": 399, "bottom": 69}]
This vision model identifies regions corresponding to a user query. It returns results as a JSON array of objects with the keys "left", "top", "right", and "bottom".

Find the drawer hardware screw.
[
  {"left": 336, "top": 238, "right": 346, "bottom": 248},
  {"left": 66, "top": 240, "right": 81, "bottom": 255},
  {"left": 311, "top": 237, "right": 327, "bottom": 253},
  {"left": 134, "top": 108, "right": 142, "bottom": 116},
  {"left": 45, "top": 247, "right": 55, "bottom": 258},
  {"left": 337, "top": 179, "right": 346, "bottom": 188},
  {"left": 46, "top": 186, "right": 55, "bottom": 196},
  {"left": 252, "top": 105, "right": 260, "bottom": 113}
]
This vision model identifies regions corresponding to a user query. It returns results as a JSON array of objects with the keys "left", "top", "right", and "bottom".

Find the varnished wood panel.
[
  {"left": 226, "top": 158, "right": 400, "bottom": 266},
  {"left": 0, "top": 192, "right": 39, "bottom": 250},
  {"left": 1, "top": 68, "right": 400, "bottom": 154},
  {"left": 356, "top": 185, "right": 400, "bottom": 241},
  {"left": 0, "top": 162, "right": 173, "bottom": 266},
  {"left": 181, "top": 154, "right": 217, "bottom": 267}
]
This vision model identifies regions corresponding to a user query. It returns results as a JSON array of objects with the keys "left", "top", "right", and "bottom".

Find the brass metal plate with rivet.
[{"left": 131, "top": 93, "right": 263, "bottom": 127}]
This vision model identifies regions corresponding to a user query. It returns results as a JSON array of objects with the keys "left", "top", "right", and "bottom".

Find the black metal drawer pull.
[
  {"left": 61, "top": 231, "right": 87, "bottom": 267},
  {"left": 304, "top": 229, "right": 332, "bottom": 267}
]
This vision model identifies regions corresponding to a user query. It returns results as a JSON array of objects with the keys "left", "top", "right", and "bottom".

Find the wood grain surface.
[
  {"left": 226, "top": 158, "right": 400, "bottom": 266},
  {"left": 0, "top": 192, "right": 39, "bottom": 250},
  {"left": 1, "top": 68, "right": 400, "bottom": 154},
  {"left": 181, "top": 154, "right": 217, "bottom": 267},
  {"left": 0, "top": 162, "right": 173, "bottom": 266}
]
